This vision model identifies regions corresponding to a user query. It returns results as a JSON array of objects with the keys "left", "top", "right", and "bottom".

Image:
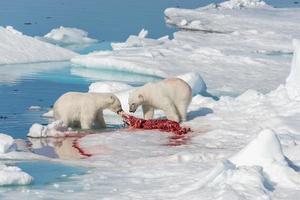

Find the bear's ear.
[
  {"left": 138, "top": 94, "right": 144, "bottom": 102},
  {"left": 110, "top": 95, "right": 116, "bottom": 103}
]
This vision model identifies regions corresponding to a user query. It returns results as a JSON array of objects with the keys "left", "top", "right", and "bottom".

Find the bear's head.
[
  {"left": 128, "top": 90, "right": 144, "bottom": 113},
  {"left": 108, "top": 94, "right": 123, "bottom": 114}
]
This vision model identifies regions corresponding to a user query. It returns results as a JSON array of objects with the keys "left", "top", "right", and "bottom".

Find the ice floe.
[
  {"left": 37, "top": 26, "right": 98, "bottom": 50},
  {"left": 0, "top": 26, "right": 77, "bottom": 65}
]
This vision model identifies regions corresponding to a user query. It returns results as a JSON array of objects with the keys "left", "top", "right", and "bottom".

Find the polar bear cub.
[
  {"left": 53, "top": 92, "right": 123, "bottom": 129},
  {"left": 128, "top": 78, "right": 192, "bottom": 122}
]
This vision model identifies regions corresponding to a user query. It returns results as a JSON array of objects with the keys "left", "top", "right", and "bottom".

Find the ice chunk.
[
  {"left": 41, "top": 26, "right": 98, "bottom": 45},
  {"left": 111, "top": 29, "right": 169, "bottom": 50},
  {"left": 89, "top": 82, "right": 133, "bottom": 93},
  {"left": 177, "top": 72, "right": 207, "bottom": 96},
  {"left": 27, "top": 121, "right": 69, "bottom": 138},
  {"left": 28, "top": 106, "right": 42, "bottom": 111},
  {"left": 0, "top": 134, "right": 14, "bottom": 154},
  {"left": 138, "top": 29, "right": 148, "bottom": 38},
  {"left": 0, "top": 26, "right": 77, "bottom": 65},
  {"left": 286, "top": 39, "right": 300, "bottom": 100},
  {"left": 0, "top": 164, "right": 33, "bottom": 186},
  {"left": 42, "top": 109, "right": 54, "bottom": 118}
]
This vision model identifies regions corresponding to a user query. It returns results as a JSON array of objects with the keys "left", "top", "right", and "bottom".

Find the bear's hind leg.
[
  {"left": 163, "top": 102, "right": 180, "bottom": 122},
  {"left": 80, "top": 115, "right": 94, "bottom": 130},
  {"left": 142, "top": 105, "right": 154, "bottom": 120},
  {"left": 95, "top": 110, "right": 106, "bottom": 128},
  {"left": 176, "top": 102, "right": 188, "bottom": 122}
]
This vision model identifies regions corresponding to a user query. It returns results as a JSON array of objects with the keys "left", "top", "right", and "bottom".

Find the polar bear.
[
  {"left": 53, "top": 92, "right": 123, "bottom": 129},
  {"left": 128, "top": 78, "right": 192, "bottom": 122}
]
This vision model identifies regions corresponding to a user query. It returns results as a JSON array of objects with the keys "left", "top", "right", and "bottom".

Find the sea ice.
[{"left": 0, "top": 26, "right": 77, "bottom": 65}]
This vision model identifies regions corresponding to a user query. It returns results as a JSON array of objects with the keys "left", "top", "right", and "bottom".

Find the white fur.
[
  {"left": 53, "top": 92, "right": 122, "bottom": 129},
  {"left": 128, "top": 78, "right": 192, "bottom": 122}
]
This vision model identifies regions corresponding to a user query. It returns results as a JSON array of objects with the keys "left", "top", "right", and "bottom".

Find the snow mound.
[
  {"left": 178, "top": 160, "right": 272, "bottom": 199},
  {"left": 217, "top": 0, "right": 270, "bottom": 9},
  {"left": 286, "top": 39, "right": 300, "bottom": 100},
  {"left": 177, "top": 72, "right": 207, "bottom": 96},
  {"left": 0, "top": 26, "right": 77, "bottom": 65},
  {"left": 41, "top": 26, "right": 98, "bottom": 46},
  {"left": 0, "top": 134, "right": 14, "bottom": 154},
  {"left": 89, "top": 81, "right": 133, "bottom": 93},
  {"left": 27, "top": 121, "right": 70, "bottom": 138},
  {"left": 0, "top": 164, "right": 33, "bottom": 186},
  {"left": 230, "top": 129, "right": 300, "bottom": 187}
]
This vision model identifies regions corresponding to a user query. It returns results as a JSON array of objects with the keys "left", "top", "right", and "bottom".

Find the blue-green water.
[{"left": 9, "top": 161, "right": 85, "bottom": 188}]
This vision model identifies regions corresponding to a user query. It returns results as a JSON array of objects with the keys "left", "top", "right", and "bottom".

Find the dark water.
[{"left": 0, "top": 0, "right": 224, "bottom": 41}]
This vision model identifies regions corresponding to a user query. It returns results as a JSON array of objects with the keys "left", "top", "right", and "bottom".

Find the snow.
[
  {"left": 0, "top": 134, "right": 14, "bottom": 154},
  {"left": 0, "top": 164, "right": 33, "bottom": 186},
  {"left": 88, "top": 82, "right": 133, "bottom": 93},
  {"left": 37, "top": 26, "right": 98, "bottom": 50},
  {"left": 230, "top": 129, "right": 300, "bottom": 187},
  {"left": 0, "top": 26, "right": 77, "bottom": 65}
]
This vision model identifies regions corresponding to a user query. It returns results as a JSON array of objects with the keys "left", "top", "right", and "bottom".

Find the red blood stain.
[
  {"left": 121, "top": 113, "right": 191, "bottom": 147},
  {"left": 122, "top": 113, "right": 191, "bottom": 135},
  {"left": 72, "top": 138, "right": 92, "bottom": 157}
]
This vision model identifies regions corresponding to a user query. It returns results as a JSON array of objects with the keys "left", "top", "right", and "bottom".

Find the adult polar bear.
[
  {"left": 53, "top": 92, "right": 123, "bottom": 129},
  {"left": 128, "top": 78, "right": 192, "bottom": 122}
]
